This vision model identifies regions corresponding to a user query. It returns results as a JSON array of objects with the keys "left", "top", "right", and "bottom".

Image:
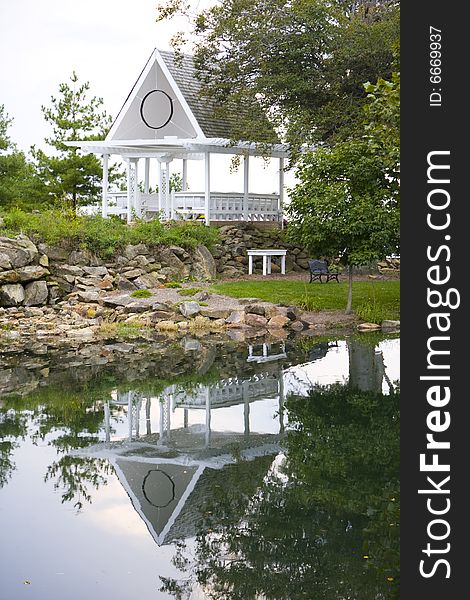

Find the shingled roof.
[{"left": 159, "top": 50, "right": 277, "bottom": 142}]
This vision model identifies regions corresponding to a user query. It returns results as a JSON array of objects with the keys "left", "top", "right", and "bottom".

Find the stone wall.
[
  {"left": 213, "top": 223, "right": 310, "bottom": 277},
  {"left": 0, "top": 235, "right": 217, "bottom": 308}
]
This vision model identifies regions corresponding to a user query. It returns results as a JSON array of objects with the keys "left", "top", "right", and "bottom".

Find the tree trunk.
[{"left": 346, "top": 265, "right": 353, "bottom": 313}]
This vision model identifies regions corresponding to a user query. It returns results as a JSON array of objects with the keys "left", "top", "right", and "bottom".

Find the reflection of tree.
[
  {"left": 0, "top": 408, "right": 28, "bottom": 488},
  {"left": 45, "top": 455, "right": 114, "bottom": 511},
  {"left": 161, "top": 384, "right": 399, "bottom": 600}
]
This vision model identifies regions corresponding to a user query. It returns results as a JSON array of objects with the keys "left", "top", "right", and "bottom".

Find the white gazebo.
[{"left": 69, "top": 49, "right": 289, "bottom": 225}]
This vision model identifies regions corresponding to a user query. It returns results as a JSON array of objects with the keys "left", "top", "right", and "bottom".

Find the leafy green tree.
[
  {"left": 286, "top": 72, "right": 400, "bottom": 313},
  {"left": 156, "top": 0, "right": 399, "bottom": 150},
  {"left": 31, "top": 72, "right": 116, "bottom": 210},
  {"left": 0, "top": 105, "right": 46, "bottom": 210}
]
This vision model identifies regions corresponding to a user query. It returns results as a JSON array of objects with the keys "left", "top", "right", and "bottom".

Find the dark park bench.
[{"left": 308, "top": 259, "right": 340, "bottom": 283}]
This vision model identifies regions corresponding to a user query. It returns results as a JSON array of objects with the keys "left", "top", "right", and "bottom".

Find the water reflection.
[{"left": 0, "top": 334, "right": 399, "bottom": 599}]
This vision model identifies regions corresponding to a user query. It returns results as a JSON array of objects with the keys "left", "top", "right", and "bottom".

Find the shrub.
[
  {"left": 0, "top": 208, "right": 220, "bottom": 257},
  {"left": 178, "top": 287, "right": 203, "bottom": 297},
  {"left": 130, "top": 289, "right": 153, "bottom": 298}
]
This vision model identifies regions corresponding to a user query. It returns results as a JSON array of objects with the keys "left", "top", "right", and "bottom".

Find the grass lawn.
[{"left": 212, "top": 279, "right": 400, "bottom": 323}]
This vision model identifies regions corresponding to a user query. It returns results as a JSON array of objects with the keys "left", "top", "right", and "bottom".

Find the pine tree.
[{"left": 31, "top": 72, "right": 116, "bottom": 210}]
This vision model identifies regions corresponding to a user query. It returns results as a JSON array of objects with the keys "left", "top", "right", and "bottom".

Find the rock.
[
  {"left": 245, "top": 313, "right": 268, "bottom": 328},
  {"left": 267, "top": 315, "right": 290, "bottom": 328},
  {"left": 357, "top": 322, "right": 381, "bottom": 331},
  {"left": 381, "top": 320, "right": 400, "bottom": 331},
  {"left": 39, "top": 254, "right": 49, "bottom": 267},
  {"left": 159, "top": 248, "right": 189, "bottom": 279},
  {"left": 179, "top": 301, "right": 201, "bottom": 318},
  {"left": 264, "top": 305, "right": 280, "bottom": 319},
  {"left": 0, "top": 252, "right": 12, "bottom": 270},
  {"left": 0, "top": 283, "right": 25, "bottom": 306},
  {"left": 0, "top": 236, "right": 38, "bottom": 268},
  {"left": 66, "top": 327, "right": 96, "bottom": 341},
  {"left": 123, "top": 243, "right": 149, "bottom": 260},
  {"left": 97, "top": 275, "right": 114, "bottom": 290},
  {"left": 133, "top": 272, "right": 164, "bottom": 289},
  {"left": 17, "top": 265, "right": 50, "bottom": 282},
  {"left": 23, "top": 280, "right": 49, "bottom": 306},
  {"left": 200, "top": 307, "right": 231, "bottom": 320},
  {"left": 285, "top": 306, "right": 301, "bottom": 321},
  {"left": 121, "top": 268, "right": 144, "bottom": 280},
  {"left": 77, "top": 290, "right": 100, "bottom": 303},
  {"left": 82, "top": 266, "right": 108, "bottom": 277},
  {"left": 54, "top": 264, "right": 85, "bottom": 278},
  {"left": 68, "top": 250, "right": 92, "bottom": 265},
  {"left": 37, "top": 243, "right": 68, "bottom": 262},
  {"left": 244, "top": 304, "right": 266, "bottom": 316},
  {"left": 102, "top": 294, "right": 133, "bottom": 307},
  {"left": 237, "top": 297, "right": 260, "bottom": 305},
  {"left": 150, "top": 310, "right": 175, "bottom": 322},
  {"left": 193, "top": 291, "right": 210, "bottom": 302},
  {"left": 103, "top": 343, "right": 135, "bottom": 353},
  {"left": 115, "top": 275, "right": 137, "bottom": 291},
  {"left": 0, "top": 270, "right": 20, "bottom": 284},
  {"left": 192, "top": 244, "right": 217, "bottom": 280},
  {"left": 290, "top": 320, "right": 305, "bottom": 331},
  {"left": 225, "top": 311, "right": 245, "bottom": 325},
  {"left": 47, "top": 284, "right": 61, "bottom": 304}
]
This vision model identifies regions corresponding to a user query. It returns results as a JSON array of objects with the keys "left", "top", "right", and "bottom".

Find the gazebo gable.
[{"left": 107, "top": 49, "right": 205, "bottom": 142}]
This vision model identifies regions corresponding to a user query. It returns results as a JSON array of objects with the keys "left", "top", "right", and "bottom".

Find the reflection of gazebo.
[
  {"left": 106, "top": 370, "right": 285, "bottom": 447},
  {"left": 68, "top": 49, "right": 288, "bottom": 225},
  {"left": 112, "top": 454, "right": 274, "bottom": 546}
]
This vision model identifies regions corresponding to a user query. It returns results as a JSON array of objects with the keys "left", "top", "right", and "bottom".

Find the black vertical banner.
[{"left": 401, "top": 3, "right": 468, "bottom": 598}]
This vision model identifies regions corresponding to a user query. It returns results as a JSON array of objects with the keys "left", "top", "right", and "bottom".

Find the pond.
[{"left": 0, "top": 334, "right": 400, "bottom": 600}]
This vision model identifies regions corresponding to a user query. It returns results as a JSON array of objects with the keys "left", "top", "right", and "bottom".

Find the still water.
[{"left": 0, "top": 335, "right": 399, "bottom": 600}]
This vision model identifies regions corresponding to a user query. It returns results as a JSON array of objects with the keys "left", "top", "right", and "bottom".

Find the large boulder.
[
  {"left": 24, "top": 280, "right": 49, "bottom": 306},
  {"left": 0, "top": 283, "right": 25, "bottom": 306},
  {"left": 123, "top": 243, "right": 149, "bottom": 260},
  {"left": 192, "top": 244, "right": 217, "bottom": 281},
  {"left": 179, "top": 301, "right": 201, "bottom": 318},
  {"left": 17, "top": 265, "right": 50, "bottom": 282},
  {"left": 0, "top": 252, "right": 12, "bottom": 270},
  {"left": 0, "top": 236, "right": 39, "bottom": 268},
  {"left": 159, "top": 248, "right": 190, "bottom": 279}
]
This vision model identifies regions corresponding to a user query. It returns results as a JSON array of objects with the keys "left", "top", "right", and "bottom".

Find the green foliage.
[
  {"left": 30, "top": 72, "right": 121, "bottom": 210},
  {"left": 212, "top": 279, "right": 400, "bottom": 320},
  {"left": 177, "top": 287, "right": 203, "bottom": 297},
  {"left": 1, "top": 209, "right": 220, "bottom": 256},
  {"left": 158, "top": 0, "right": 399, "bottom": 149},
  {"left": 0, "top": 105, "right": 46, "bottom": 210},
  {"left": 130, "top": 289, "right": 153, "bottom": 298},
  {"left": 164, "top": 282, "right": 182, "bottom": 288}
]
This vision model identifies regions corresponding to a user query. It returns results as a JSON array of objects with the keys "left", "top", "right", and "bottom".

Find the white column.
[
  {"left": 248, "top": 253, "right": 253, "bottom": 275},
  {"left": 134, "top": 159, "right": 141, "bottom": 218},
  {"left": 144, "top": 158, "right": 150, "bottom": 194},
  {"left": 205, "top": 390, "right": 211, "bottom": 448},
  {"left": 165, "top": 161, "right": 171, "bottom": 220},
  {"left": 281, "top": 253, "right": 286, "bottom": 274},
  {"left": 127, "top": 392, "right": 133, "bottom": 441},
  {"left": 126, "top": 160, "right": 132, "bottom": 224},
  {"left": 158, "top": 161, "right": 163, "bottom": 214},
  {"left": 243, "top": 154, "right": 249, "bottom": 221},
  {"left": 102, "top": 154, "right": 109, "bottom": 218},
  {"left": 104, "top": 399, "right": 110, "bottom": 443},
  {"left": 262, "top": 255, "right": 268, "bottom": 276},
  {"left": 279, "top": 157, "right": 285, "bottom": 227},
  {"left": 204, "top": 152, "right": 211, "bottom": 226},
  {"left": 182, "top": 158, "right": 188, "bottom": 191}
]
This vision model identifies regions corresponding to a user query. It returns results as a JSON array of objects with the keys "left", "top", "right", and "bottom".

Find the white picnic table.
[{"left": 247, "top": 249, "right": 287, "bottom": 275}]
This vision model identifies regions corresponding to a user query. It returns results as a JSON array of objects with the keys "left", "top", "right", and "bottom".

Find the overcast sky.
[{"left": 0, "top": 0, "right": 293, "bottom": 193}]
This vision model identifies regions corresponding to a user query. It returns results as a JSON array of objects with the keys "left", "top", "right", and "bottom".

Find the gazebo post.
[
  {"left": 279, "top": 157, "right": 285, "bottom": 227},
  {"left": 158, "top": 160, "right": 163, "bottom": 215},
  {"left": 204, "top": 152, "right": 211, "bottom": 226},
  {"left": 134, "top": 159, "right": 140, "bottom": 218},
  {"left": 165, "top": 160, "right": 171, "bottom": 219},
  {"left": 102, "top": 153, "right": 109, "bottom": 218},
  {"left": 144, "top": 157, "right": 150, "bottom": 194},
  {"left": 126, "top": 160, "right": 132, "bottom": 223},
  {"left": 243, "top": 154, "right": 249, "bottom": 221},
  {"left": 182, "top": 158, "right": 188, "bottom": 191}
]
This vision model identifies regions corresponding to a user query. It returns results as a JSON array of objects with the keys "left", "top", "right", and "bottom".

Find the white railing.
[{"left": 102, "top": 190, "right": 282, "bottom": 222}]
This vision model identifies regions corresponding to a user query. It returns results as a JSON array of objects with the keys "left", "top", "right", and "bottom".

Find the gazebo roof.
[{"left": 68, "top": 48, "right": 290, "bottom": 159}]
